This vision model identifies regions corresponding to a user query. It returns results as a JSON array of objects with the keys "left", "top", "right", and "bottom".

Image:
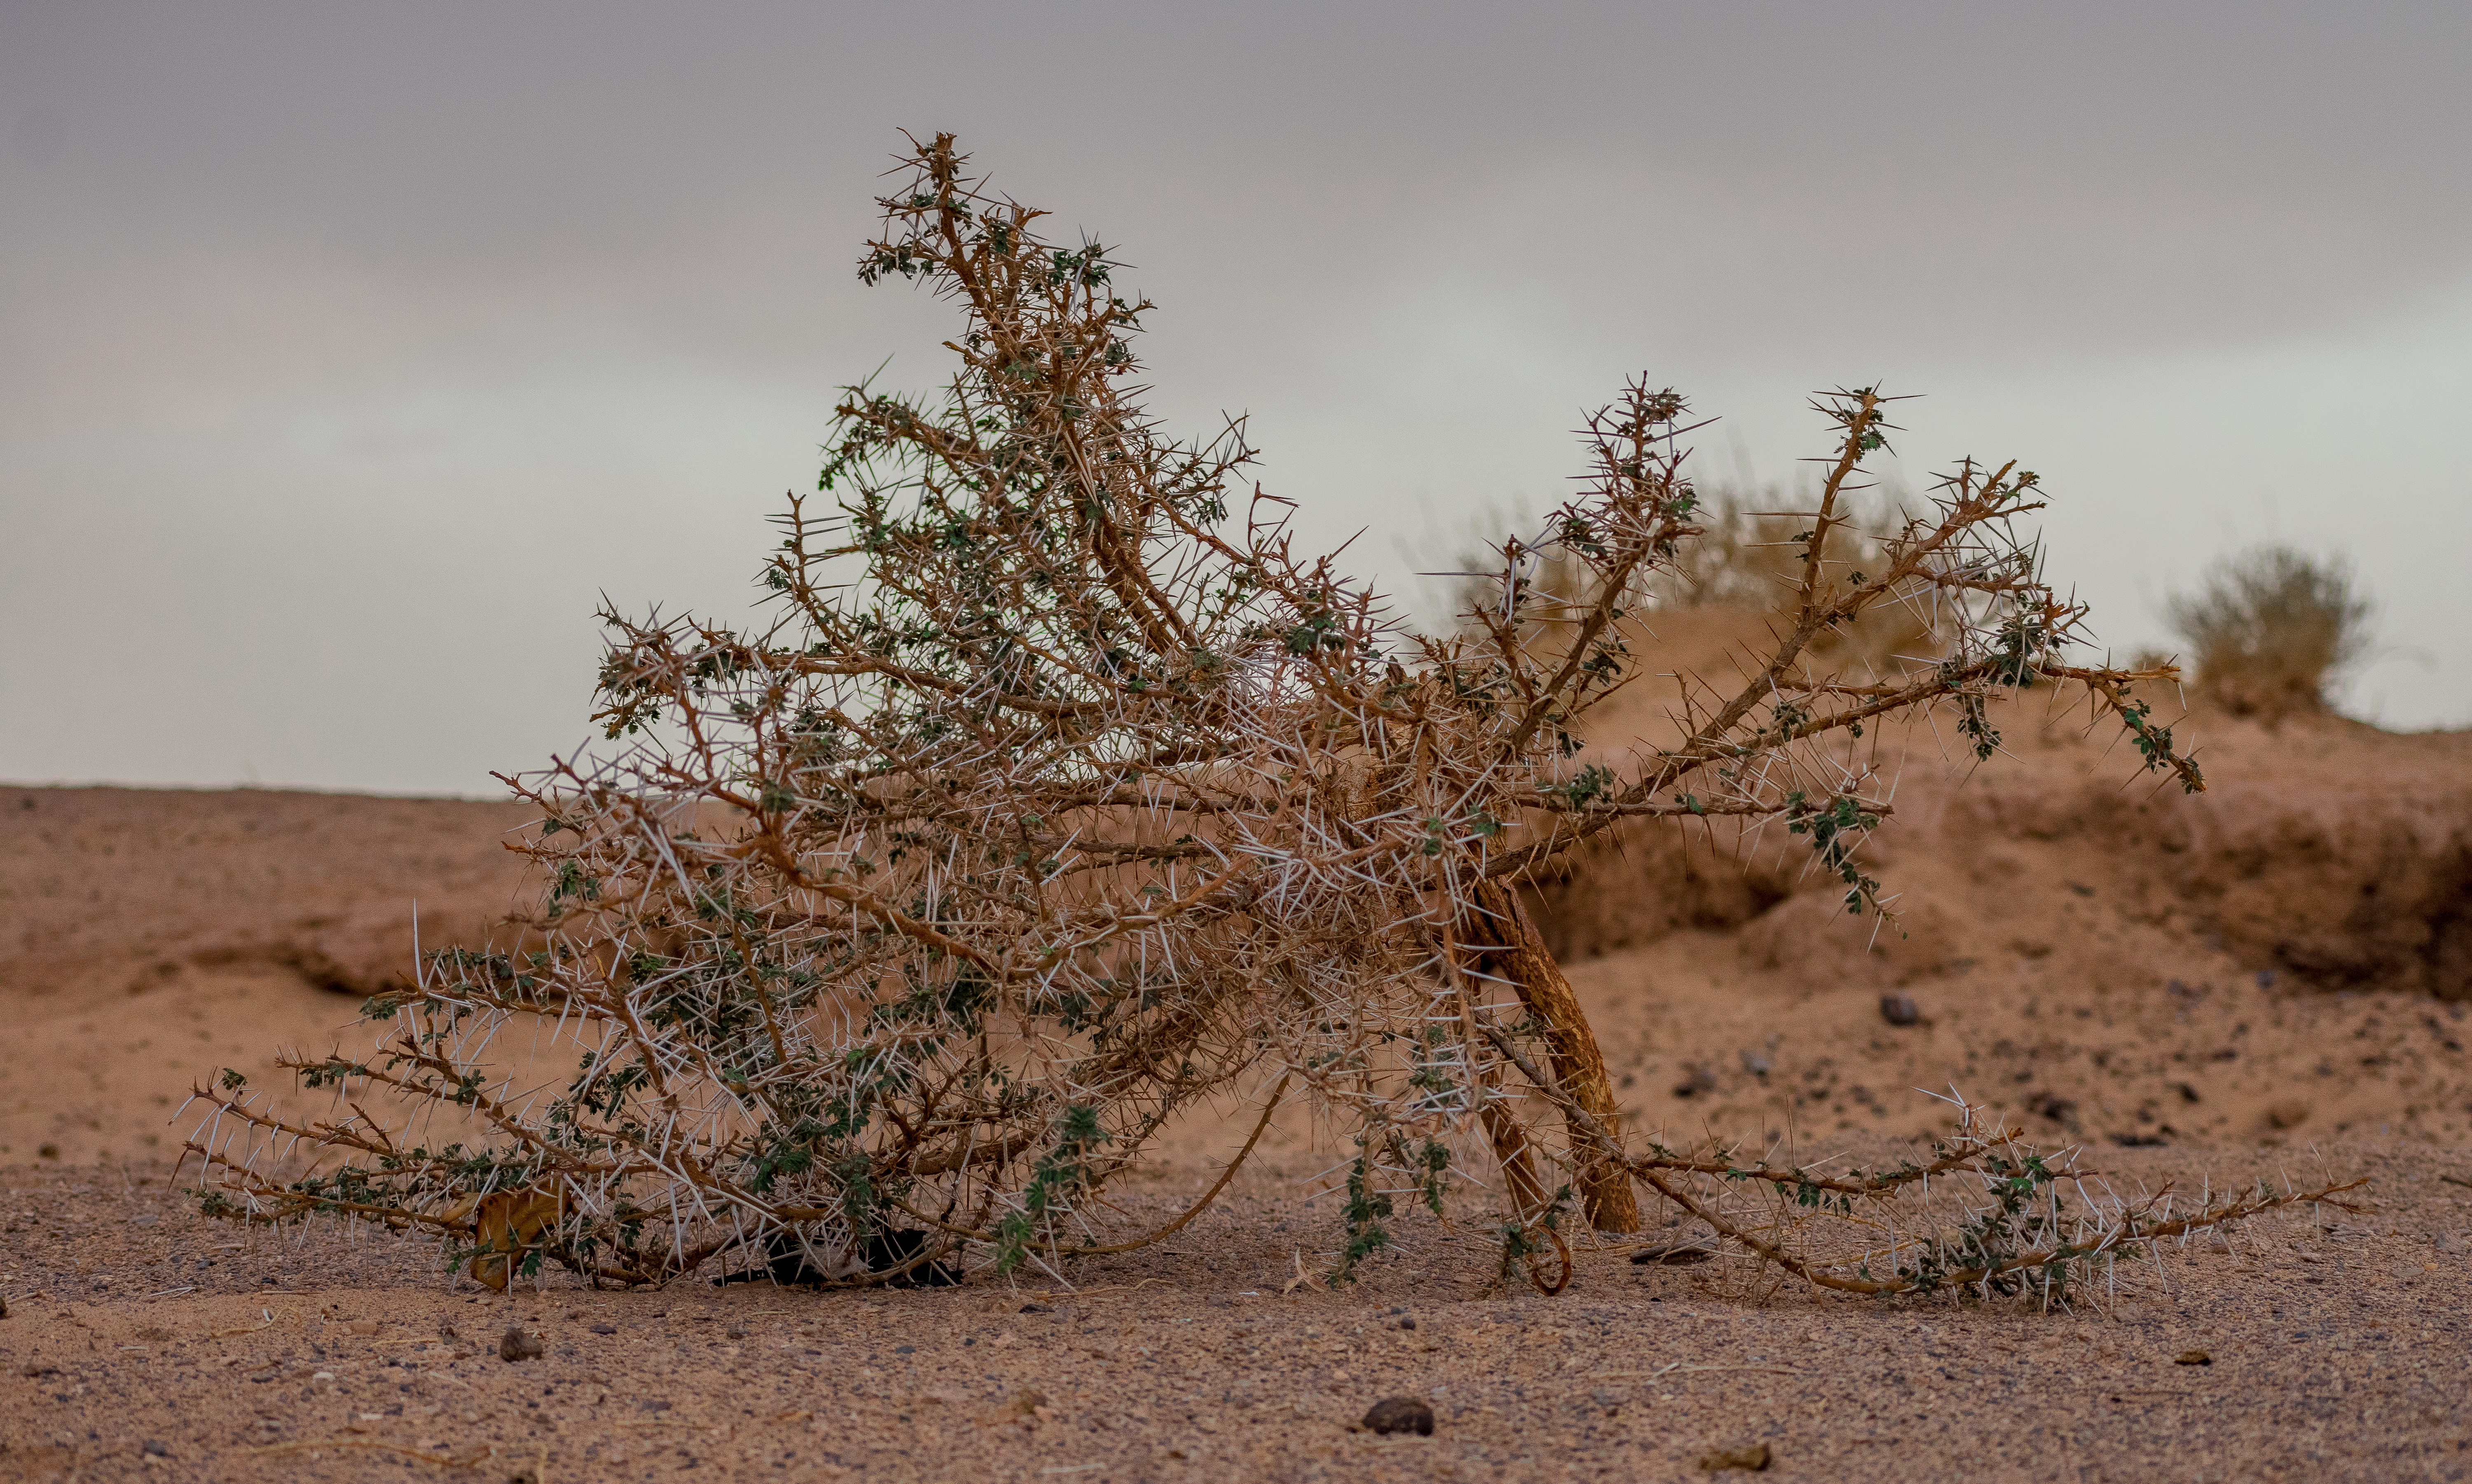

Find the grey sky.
[{"left": 5, "top": 3, "right": 2467, "bottom": 793}]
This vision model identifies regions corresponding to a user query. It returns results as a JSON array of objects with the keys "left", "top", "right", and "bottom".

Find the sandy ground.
[
  {"left": 0, "top": 786, "right": 531, "bottom": 1167},
  {"left": 2, "top": 1141, "right": 2468, "bottom": 1483},
  {"left": 5, "top": 633, "right": 2471, "bottom": 1480}
]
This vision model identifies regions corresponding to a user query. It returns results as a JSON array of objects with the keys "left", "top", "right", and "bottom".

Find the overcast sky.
[{"left": 5, "top": 3, "right": 2468, "bottom": 795}]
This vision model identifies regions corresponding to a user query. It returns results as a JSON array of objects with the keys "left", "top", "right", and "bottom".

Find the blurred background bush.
[{"left": 2168, "top": 545, "right": 2374, "bottom": 720}]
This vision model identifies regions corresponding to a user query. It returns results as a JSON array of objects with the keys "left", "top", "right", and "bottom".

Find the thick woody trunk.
[
  {"left": 1470, "top": 878, "right": 1643, "bottom": 1234},
  {"left": 1479, "top": 1100, "right": 1550, "bottom": 1220}
]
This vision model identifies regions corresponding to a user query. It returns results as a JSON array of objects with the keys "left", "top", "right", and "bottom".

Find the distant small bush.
[{"left": 2168, "top": 545, "right": 2372, "bottom": 718}]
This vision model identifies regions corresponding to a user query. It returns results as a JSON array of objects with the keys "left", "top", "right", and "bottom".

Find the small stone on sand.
[{"left": 1360, "top": 1397, "right": 1434, "bottom": 1436}]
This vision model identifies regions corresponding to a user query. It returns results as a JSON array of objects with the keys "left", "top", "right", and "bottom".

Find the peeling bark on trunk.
[{"left": 1471, "top": 878, "right": 1643, "bottom": 1234}]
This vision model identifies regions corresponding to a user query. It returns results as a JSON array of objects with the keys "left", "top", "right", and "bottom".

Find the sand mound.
[
  {"left": 1505, "top": 609, "right": 2472, "bottom": 1154},
  {"left": 1531, "top": 610, "right": 2472, "bottom": 1001},
  {"left": 0, "top": 785, "right": 533, "bottom": 1163},
  {"left": 1, "top": 784, "right": 533, "bottom": 999},
  {"left": 1536, "top": 699, "right": 2472, "bottom": 1000}
]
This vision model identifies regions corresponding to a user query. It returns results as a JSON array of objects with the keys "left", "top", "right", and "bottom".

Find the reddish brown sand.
[{"left": 5, "top": 668, "right": 2471, "bottom": 1480}]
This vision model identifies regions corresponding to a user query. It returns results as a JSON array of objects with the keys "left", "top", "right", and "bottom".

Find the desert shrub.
[
  {"left": 182, "top": 133, "right": 2350, "bottom": 1302},
  {"left": 1644, "top": 482, "right": 1885, "bottom": 609},
  {"left": 2168, "top": 543, "right": 2373, "bottom": 718},
  {"left": 1652, "top": 483, "right": 1937, "bottom": 673},
  {"left": 1419, "top": 480, "right": 1934, "bottom": 676}
]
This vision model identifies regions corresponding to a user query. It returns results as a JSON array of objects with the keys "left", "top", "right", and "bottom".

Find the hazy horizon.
[{"left": 6, "top": 3, "right": 2468, "bottom": 795}]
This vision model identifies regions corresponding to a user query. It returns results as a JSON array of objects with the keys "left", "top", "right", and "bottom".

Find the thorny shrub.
[{"left": 182, "top": 133, "right": 2357, "bottom": 1303}]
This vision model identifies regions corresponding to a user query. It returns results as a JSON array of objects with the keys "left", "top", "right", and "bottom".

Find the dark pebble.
[
  {"left": 1360, "top": 1397, "right": 1434, "bottom": 1436},
  {"left": 590, "top": 1323, "right": 618, "bottom": 1335},
  {"left": 1879, "top": 993, "right": 1920, "bottom": 1026},
  {"left": 499, "top": 1327, "right": 544, "bottom": 1363},
  {"left": 1019, "top": 1303, "right": 1052, "bottom": 1314}
]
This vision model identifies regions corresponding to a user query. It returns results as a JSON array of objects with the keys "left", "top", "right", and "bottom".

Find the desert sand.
[{"left": 5, "top": 667, "right": 2470, "bottom": 1480}]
